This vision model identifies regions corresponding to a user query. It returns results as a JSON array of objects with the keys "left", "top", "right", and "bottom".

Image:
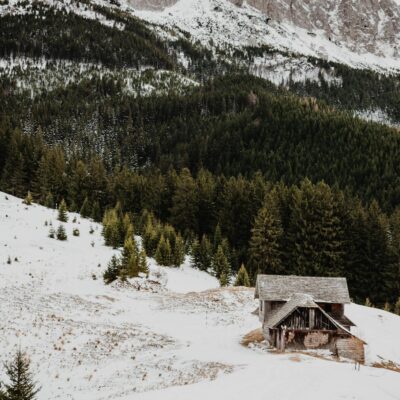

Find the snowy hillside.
[
  {"left": 1, "top": 192, "right": 400, "bottom": 399},
  {"left": 135, "top": 0, "right": 400, "bottom": 73}
]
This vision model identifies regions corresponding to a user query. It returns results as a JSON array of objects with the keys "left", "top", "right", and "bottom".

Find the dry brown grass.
[
  {"left": 241, "top": 328, "right": 264, "bottom": 346},
  {"left": 372, "top": 360, "right": 400, "bottom": 373}
]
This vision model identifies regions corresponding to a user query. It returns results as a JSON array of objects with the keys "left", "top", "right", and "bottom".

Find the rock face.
[
  {"left": 128, "top": 0, "right": 400, "bottom": 58},
  {"left": 242, "top": 0, "right": 400, "bottom": 57}
]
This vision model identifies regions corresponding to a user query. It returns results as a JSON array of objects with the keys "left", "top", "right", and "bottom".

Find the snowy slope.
[
  {"left": 1, "top": 192, "right": 400, "bottom": 400},
  {"left": 134, "top": 0, "right": 400, "bottom": 73}
]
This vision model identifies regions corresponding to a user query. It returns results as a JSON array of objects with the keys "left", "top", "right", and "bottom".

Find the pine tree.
[
  {"left": 249, "top": 202, "right": 283, "bottom": 278},
  {"left": 23, "top": 191, "right": 33, "bottom": 206},
  {"left": 80, "top": 197, "right": 91, "bottom": 218},
  {"left": 285, "top": 180, "right": 344, "bottom": 277},
  {"left": 57, "top": 199, "right": 68, "bottom": 222},
  {"left": 138, "top": 248, "right": 149, "bottom": 276},
  {"left": 1, "top": 349, "right": 40, "bottom": 400},
  {"left": 56, "top": 225, "right": 67, "bottom": 241},
  {"left": 213, "top": 245, "right": 231, "bottom": 285},
  {"left": 172, "top": 234, "right": 185, "bottom": 267},
  {"left": 121, "top": 237, "right": 139, "bottom": 277},
  {"left": 155, "top": 235, "right": 172, "bottom": 266},
  {"left": 102, "top": 209, "right": 121, "bottom": 248},
  {"left": 234, "top": 264, "right": 250, "bottom": 287},
  {"left": 44, "top": 192, "right": 54, "bottom": 209},
  {"left": 190, "top": 239, "right": 201, "bottom": 269},
  {"left": 103, "top": 255, "right": 121, "bottom": 284},
  {"left": 191, "top": 235, "right": 212, "bottom": 271},
  {"left": 91, "top": 201, "right": 102, "bottom": 222},
  {"left": 213, "top": 224, "right": 223, "bottom": 252},
  {"left": 170, "top": 168, "right": 199, "bottom": 235},
  {"left": 141, "top": 220, "right": 158, "bottom": 257},
  {"left": 121, "top": 213, "right": 134, "bottom": 241}
]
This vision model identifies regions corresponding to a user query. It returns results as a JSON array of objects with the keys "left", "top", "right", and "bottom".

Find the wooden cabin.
[{"left": 255, "top": 275, "right": 365, "bottom": 363}]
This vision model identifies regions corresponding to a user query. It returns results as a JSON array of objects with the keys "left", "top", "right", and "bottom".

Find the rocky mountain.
[{"left": 127, "top": 0, "right": 400, "bottom": 72}]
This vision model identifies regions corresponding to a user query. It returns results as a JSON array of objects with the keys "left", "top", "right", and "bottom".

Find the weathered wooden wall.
[{"left": 335, "top": 337, "right": 365, "bottom": 363}]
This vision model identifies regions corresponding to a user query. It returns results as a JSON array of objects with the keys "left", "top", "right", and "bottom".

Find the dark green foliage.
[
  {"left": 102, "top": 208, "right": 121, "bottom": 248},
  {"left": 172, "top": 234, "right": 185, "bottom": 267},
  {"left": 103, "top": 255, "right": 121, "bottom": 284},
  {"left": 91, "top": 201, "right": 102, "bottom": 222},
  {"left": 121, "top": 237, "right": 139, "bottom": 277},
  {"left": 191, "top": 235, "right": 213, "bottom": 271},
  {"left": 57, "top": 199, "right": 68, "bottom": 222},
  {"left": 79, "top": 197, "right": 91, "bottom": 218},
  {"left": 1, "top": 349, "right": 40, "bottom": 400},
  {"left": 56, "top": 225, "right": 67, "bottom": 241},
  {"left": 248, "top": 192, "right": 283, "bottom": 279},
  {"left": 234, "top": 264, "right": 250, "bottom": 287},
  {"left": 72, "top": 228, "right": 80, "bottom": 237},
  {"left": 155, "top": 235, "right": 172, "bottom": 266},
  {"left": 213, "top": 245, "right": 231, "bottom": 286},
  {"left": 142, "top": 222, "right": 159, "bottom": 257},
  {"left": 138, "top": 248, "right": 149, "bottom": 276},
  {"left": 0, "top": 5, "right": 174, "bottom": 69},
  {"left": 44, "top": 193, "right": 54, "bottom": 209}
]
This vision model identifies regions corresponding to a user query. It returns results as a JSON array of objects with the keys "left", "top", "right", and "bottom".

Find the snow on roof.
[{"left": 255, "top": 275, "right": 351, "bottom": 304}]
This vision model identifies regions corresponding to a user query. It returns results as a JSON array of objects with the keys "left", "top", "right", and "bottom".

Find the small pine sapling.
[
  {"left": 57, "top": 199, "right": 68, "bottom": 222},
  {"left": 56, "top": 225, "right": 67, "bottom": 241},
  {"left": 72, "top": 228, "right": 80, "bottom": 237},
  {"left": 103, "top": 255, "right": 122, "bottom": 284},
  {"left": 234, "top": 264, "right": 251, "bottom": 287}
]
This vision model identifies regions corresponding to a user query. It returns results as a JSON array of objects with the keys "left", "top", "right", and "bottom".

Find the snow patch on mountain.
[{"left": 249, "top": 53, "right": 343, "bottom": 86}]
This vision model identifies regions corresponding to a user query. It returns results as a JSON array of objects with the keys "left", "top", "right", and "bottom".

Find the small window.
[{"left": 260, "top": 300, "right": 263, "bottom": 311}]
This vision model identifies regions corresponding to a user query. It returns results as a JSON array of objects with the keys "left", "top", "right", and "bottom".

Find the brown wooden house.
[{"left": 255, "top": 275, "right": 365, "bottom": 362}]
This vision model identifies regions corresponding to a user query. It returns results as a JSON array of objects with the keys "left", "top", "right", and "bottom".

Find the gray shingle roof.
[
  {"left": 255, "top": 275, "right": 351, "bottom": 303},
  {"left": 263, "top": 293, "right": 363, "bottom": 343}
]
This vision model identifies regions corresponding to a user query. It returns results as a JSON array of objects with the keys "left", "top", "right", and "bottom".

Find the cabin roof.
[
  {"left": 264, "top": 293, "right": 365, "bottom": 343},
  {"left": 255, "top": 275, "right": 351, "bottom": 304},
  {"left": 265, "top": 293, "right": 318, "bottom": 328}
]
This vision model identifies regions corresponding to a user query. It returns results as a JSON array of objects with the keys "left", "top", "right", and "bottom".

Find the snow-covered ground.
[{"left": 1, "top": 192, "right": 400, "bottom": 400}]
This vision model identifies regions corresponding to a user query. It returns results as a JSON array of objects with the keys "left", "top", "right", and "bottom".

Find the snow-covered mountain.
[
  {"left": 132, "top": 0, "right": 400, "bottom": 73},
  {"left": 1, "top": 0, "right": 399, "bottom": 73},
  {"left": 1, "top": 192, "right": 400, "bottom": 399}
]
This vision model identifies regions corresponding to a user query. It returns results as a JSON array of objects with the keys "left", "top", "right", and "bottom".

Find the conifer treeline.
[
  {"left": 1, "top": 123, "right": 399, "bottom": 306},
  {"left": 3, "top": 74, "right": 400, "bottom": 211},
  {"left": 0, "top": 4, "right": 174, "bottom": 70}
]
